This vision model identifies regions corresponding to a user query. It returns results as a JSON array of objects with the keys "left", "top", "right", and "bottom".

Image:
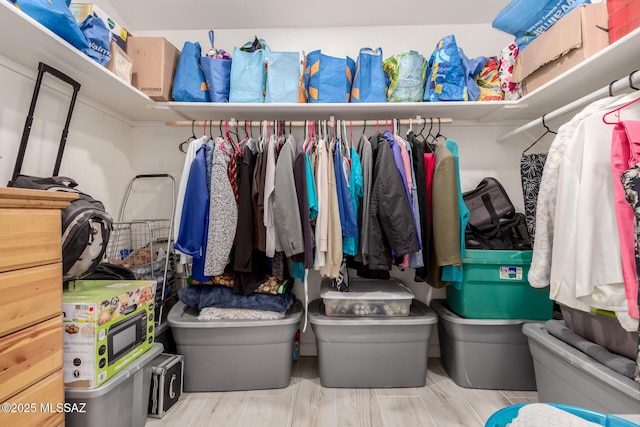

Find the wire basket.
[{"left": 106, "top": 219, "right": 176, "bottom": 324}]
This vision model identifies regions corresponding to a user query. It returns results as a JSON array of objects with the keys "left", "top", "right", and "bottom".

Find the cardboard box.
[
  {"left": 106, "top": 42, "right": 133, "bottom": 84},
  {"left": 70, "top": 3, "right": 131, "bottom": 52},
  {"left": 608, "top": 0, "right": 640, "bottom": 44},
  {"left": 127, "top": 37, "right": 180, "bottom": 101},
  {"left": 512, "top": 4, "right": 609, "bottom": 95},
  {"left": 63, "top": 280, "right": 156, "bottom": 389}
]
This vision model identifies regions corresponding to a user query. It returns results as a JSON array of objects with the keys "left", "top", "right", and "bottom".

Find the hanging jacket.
[
  {"left": 368, "top": 133, "right": 420, "bottom": 270},
  {"left": 204, "top": 141, "right": 238, "bottom": 277},
  {"left": 174, "top": 145, "right": 210, "bottom": 283},
  {"left": 273, "top": 135, "right": 304, "bottom": 257}
]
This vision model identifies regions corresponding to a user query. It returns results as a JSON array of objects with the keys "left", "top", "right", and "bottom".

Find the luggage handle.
[
  {"left": 10, "top": 62, "right": 81, "bottom": 185},
  {"left": 169, "top": 374, "right": 177, "bottom": 399}
]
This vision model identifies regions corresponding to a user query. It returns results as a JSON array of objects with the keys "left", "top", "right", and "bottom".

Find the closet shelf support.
[{"left": 496, "top": 70, "right": 640, "bottom": 143}]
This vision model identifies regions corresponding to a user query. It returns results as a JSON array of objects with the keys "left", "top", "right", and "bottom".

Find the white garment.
[
  {"left": 314, "top": 138, "right": 328, "bottom": 269},
  {"left": 263, "top": 135, "right": 278, "bottom": 258},
  {"left": 174, "top": 136, "right": 208, "bottom": 264},
  {"left": 529, "top": 97, "right": 621, "bottom": 288},
  {"left": 551, "top": 93, "right": 640, "bottom": 322}
]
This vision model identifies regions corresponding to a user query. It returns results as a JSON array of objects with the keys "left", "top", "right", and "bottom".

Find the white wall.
[
  {"left": 133, "top": 23, "right": 513, "bottom": 61},
  {"left": 0, "top": 59, "right": 135, "bottom": 215}
]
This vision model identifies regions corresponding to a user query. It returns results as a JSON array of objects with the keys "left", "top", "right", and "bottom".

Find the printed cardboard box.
[
  {"left": 512, "top": 4, "right": 609, "bottom": 95},
  {"left": 70, "top": 3, "right": 131, "bottom": 52},
  {"left": 63, "top": 280, "right": 156, "bottom": 389}
]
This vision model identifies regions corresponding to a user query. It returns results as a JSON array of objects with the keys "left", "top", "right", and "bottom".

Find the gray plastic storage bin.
[
  {"left": 523, "top": 322, "right": 640, "bottom": 414},
  {"left": 431, "top": 299, "right": 537, "bottom": 390},
  {"left": 560, "top": 304, "right": 637, "bottom": 360},
  {"left": 168, "top": 299, "right": 303, "bottom": 392},
  {"left": 308, "top": 298, "right": 437, "bottom": 388},
  {"left": 65, "top": 343, "right": 163, "bottom": 427}
]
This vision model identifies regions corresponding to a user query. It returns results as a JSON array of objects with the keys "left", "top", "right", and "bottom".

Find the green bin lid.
[{"left": 463, "top": 249, "right": 532, "bottom": 265}]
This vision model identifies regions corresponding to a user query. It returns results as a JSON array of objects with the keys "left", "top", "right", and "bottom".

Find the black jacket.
[{"left": 367, "top": 133, "right": 420, "bottom": 270}]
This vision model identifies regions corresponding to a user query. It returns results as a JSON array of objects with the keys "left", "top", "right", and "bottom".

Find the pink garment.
[
  {"left": 611, "top": 121, "right": 640, "bottom": 319},
  {"left": 424, "top": 153, "right": 437, "bottom": 225},
  {"left": 396, "top": 135, "right": 413, "bottom": 268}
]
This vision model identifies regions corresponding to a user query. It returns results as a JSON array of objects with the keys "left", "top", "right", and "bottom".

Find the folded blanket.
[
  {"left": 510, "top": 403, "right": 601, "bottom": 427},
  {"left": 179, "top": 284, "right": 294, "bottom": 313},
  {"left": 192, "top": 274, "right": 292, "bottom": 295},
  {"left": 198, "top": 307, "right": 285, "bottom": 321},
  {"left": 545, "top": 320, "right": 636, "bottom": 380}
]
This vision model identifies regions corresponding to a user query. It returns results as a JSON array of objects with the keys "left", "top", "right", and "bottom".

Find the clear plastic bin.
[{"left": 320, "top": 279, "right": 414, "bottom": 316}]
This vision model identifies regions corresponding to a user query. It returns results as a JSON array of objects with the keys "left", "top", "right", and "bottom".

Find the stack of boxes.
[
  {"left": 432, "top": 249, "right": 553, "bottom": 391},
  {"left": 308, "top": 279, "right": 438, "bottom": 388},
  {"left": 70, "top": 3, "right": 180, "bottom": 101},
  {"left": 62, "top": 280, "right": 163, "bottom": 427}
]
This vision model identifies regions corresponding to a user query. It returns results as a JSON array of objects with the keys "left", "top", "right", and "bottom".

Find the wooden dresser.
[{"left": 0, "top": 187, "right": 77, "bottom": 427}]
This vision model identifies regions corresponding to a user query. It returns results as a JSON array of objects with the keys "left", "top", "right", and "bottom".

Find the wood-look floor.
[{"left": 145, "top": 357, "right": 538, "bottom": 427}]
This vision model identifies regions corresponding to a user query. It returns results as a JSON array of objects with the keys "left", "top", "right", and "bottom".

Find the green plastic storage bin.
[{"left": 445, "top": 249, "right": 553, "bottom": 320}]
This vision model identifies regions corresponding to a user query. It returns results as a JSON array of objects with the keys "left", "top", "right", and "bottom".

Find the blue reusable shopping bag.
[
  {"left": 229, "top": 38, "right": 269, "bottom": 103},
  {"left": 15, "top": 0, "right": 88, "bottom": 51},
  {"left": 172, "top": 42, "right": 210, "bottom": 102},
  {"left": 265, "top": 51, "right": 300, "bottom": 103},
  {"left": 305, "top": 50, "right": 356, "bottom": 103},
  {"left": 492, "top": 0, "right": 591, "bottom": 50},
  {"left": 351, "top": 48, "right": 386, "bottom": 103},
  {"left": 79, "top": 15, "right": 111, "bottom": 66},
  {"left": 200, "top": 31, "right": 232, "bottom": 103},
  {"left": 425, "top": 35, "right": 487, "bottom": 102}
]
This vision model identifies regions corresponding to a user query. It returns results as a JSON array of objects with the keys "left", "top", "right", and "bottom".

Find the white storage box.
[{"left": 320, "top": 278, "right": 414, "bottom": 316}]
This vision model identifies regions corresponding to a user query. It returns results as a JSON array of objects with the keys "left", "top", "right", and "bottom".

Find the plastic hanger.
[
  {"left": 523, "top": 114, "right": 557, "bottom": 154},
  {"left": 434, "top": 118, "right": 447, "bottom": 142},
  {"left": 178, "top": 120, "right": 197, "bottom": 153},
  {"left": 603, "top": 70, "right": 640, "bottom": 125}
]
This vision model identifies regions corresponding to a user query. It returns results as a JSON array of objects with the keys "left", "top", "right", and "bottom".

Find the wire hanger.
[
  {"left": 603, "top": 70, "right": 640, "bottom": 125},
  {"left": 523, "top": 114, "right": 557, "bottom": 154}
]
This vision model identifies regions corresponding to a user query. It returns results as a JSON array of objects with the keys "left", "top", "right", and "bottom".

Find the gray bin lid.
[
  {"left": 307, "top": 299, "right": 437, "bottom": 326},
  {"left": 65, "top": 343, "right": 164, "bottom": 398},
  {"left": 431, "top": 299, "right": 541, "bottom": 325},
  {"left": 168, "top": 299, "right": 303, "bottom": 329},
  {"left": 522, "top": 322, "right": 640, "bottom": 399}
]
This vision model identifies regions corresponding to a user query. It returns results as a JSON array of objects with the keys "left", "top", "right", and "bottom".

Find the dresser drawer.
[
  {"left": 0, "top": 316, "right": 63, "bottom": 402},
  {"left": 0, "top": 208, "right": 61, "bottom": 273},
  {"left": 0, "top": 369, "right": 64, "bottom": 427},
  {"left": 0, "top": 264, "right": 62, "bottom": 338}
]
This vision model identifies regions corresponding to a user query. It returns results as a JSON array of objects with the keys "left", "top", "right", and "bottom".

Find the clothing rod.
[
  {"left": 165, "top": 118, "right": 453, "bottom": 127},
  {"left": 496, "top": 71, "right": 640, "bottom": 143}
]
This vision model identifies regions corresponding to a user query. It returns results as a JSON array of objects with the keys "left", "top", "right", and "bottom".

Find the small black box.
[{"left": 148, "top": 353, "right": 183, "bottom": 418}]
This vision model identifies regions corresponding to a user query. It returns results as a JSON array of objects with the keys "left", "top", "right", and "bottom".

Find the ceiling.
[{"left": 107, "top": 0, "right": 511, "bottom": 31}]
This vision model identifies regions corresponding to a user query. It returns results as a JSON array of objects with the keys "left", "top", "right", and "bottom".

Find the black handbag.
[
  {"left": 462, "top": 177, "right": 516, "bottom": 229},
  {"left": 465, "top": 213, "right": 531, "bottom": 250}
]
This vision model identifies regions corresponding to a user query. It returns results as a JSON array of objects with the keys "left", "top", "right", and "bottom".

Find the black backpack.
[
  {"left": 10, "top": 176, "right": 113, "bottom": 280},
  {"left": 8, "top": 63, "right": 113, "bottom": 281}
]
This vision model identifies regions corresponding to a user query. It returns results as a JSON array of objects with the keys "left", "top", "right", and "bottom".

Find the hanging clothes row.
[
  {"left": 523, "top": 88, "right": 640, "bottom": 384},
  {"left": 171, "top": 118, "right": 467, "bottom": 324}
]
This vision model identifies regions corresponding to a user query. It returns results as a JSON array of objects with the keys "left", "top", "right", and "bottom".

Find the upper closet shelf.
[
  {"left": 2, "top": 0, "right": 639, "bottom": 124},
  {"left": 0, "top": 1, "right": 183, "bottom": 122}
]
